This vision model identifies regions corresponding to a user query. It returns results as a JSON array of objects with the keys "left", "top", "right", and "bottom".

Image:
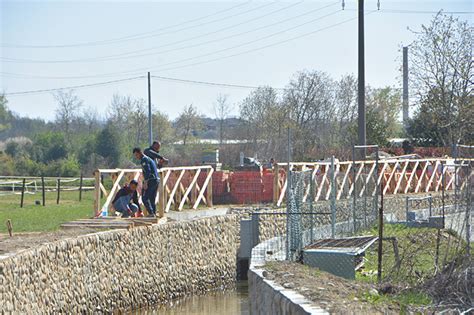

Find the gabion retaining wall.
[{"left": 0, "top": 215, "right": 238, "bottom": 313}]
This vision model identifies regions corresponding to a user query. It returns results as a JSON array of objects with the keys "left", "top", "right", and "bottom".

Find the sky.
[{"left": 0, "top": 0, "right": 472, "bottom": 121}]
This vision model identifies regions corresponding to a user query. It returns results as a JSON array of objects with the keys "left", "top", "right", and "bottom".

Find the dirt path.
[{"left": 0, "top": 228, "right": 97, "bottom": 256}]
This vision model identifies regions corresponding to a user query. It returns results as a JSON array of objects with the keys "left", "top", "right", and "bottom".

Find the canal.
[{"left": 130, "top": 281, "right": 249, "bottom": 314}]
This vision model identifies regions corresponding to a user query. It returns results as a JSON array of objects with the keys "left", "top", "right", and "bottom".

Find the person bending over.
[{"left": 111, "top": 180, "right": 142, "bottom": 218}]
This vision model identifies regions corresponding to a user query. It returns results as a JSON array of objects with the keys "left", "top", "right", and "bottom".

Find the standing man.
[
  {"left": 133, "top": 147, "right": 159, "bottom": 217},
  {"left": 144, "top": 140, "right": 169, "bottom": 169}
]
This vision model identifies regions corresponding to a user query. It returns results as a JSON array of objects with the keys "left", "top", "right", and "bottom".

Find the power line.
[
  {"left": 1, "top": 0, "right": 335, "bottom": 64},
  {"left": 151, "top": 75, "right": 276, "bottom": 90},
  {"left": 0, "top": 1, "right": 276, "bottom": 49},
  {"left": 149, "top": 10, "right": 375, "bottom": 74},
  {"left": 1, "top": 7, "right": 345, "bottom": 80},
  {"left": 3, "top": 76, "right": 146, "bottom": 96},
  {"left": 345, "top": 8, "right": 473, "bottom": 14}
]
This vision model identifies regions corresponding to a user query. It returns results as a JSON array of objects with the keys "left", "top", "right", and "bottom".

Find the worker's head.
[
  {"left": 152, "top": 140, "right": 161, "bottom": 151},
  {"left": 129, "top": 180, "right": 138, "bottom": 191},
  {"left": 133, "top": 147, "right": 143, "bottom": 160}
]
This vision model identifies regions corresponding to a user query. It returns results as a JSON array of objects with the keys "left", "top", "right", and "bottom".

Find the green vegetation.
[
  {"left": 0, "top": 190, "right": 93, "bottom": 233},
  {"left": 359, "top": 289, "right": 432, "bottom": 311},
  {"left": 358, "top": 224, "right": 467, "bottom": 285}
]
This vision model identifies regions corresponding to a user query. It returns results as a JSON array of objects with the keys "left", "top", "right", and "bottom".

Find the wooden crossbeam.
[
  {"left": 359, "top": 163, "right": 376, "bottom": 197},
  {"left": 102, "top": 171, "right": 125, "bottom": 214},
  {"left": 394, "top": 161, "right": 409, "bottom": 194},
  {"left": 383, "top": 161, "right": 399, "bottom": 195},
  {"left": 425, "top": 161, "right": 440, "bottom": 192},
  {"left": 166, "top": 169, "right": 186, "bottom": 212},
  {"left": 194, "top": 168, "right": 214, "bottom": 209},
  {"left": 179, "top": 169, "right": 201, "bottom": 210},
  {"left": 414, "top": 161, "right": 429, "bottom": 193},
  {"left": 337, "top": 164, "right": 352, "bottom": 200},
  {"left": 404, "top": 161, "right": 419, "bottom": 194}
]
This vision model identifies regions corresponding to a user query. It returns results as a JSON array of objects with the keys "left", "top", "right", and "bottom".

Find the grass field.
[{"left": 0, "top": 190, "right": 93, "bottom": 233}]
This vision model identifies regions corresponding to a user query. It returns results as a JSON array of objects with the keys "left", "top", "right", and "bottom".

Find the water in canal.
[{"left": 131, "top": 281, "right": 249, "bottom": 315}]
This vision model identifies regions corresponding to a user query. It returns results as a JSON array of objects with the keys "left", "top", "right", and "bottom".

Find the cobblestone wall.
[{"left": 0, "top": 215, "right": 238, "bottom": 313}]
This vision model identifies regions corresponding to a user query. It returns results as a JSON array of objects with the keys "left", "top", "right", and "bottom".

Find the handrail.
[{"left": 93, "top": 165, "right": 213, "bottom": 217}]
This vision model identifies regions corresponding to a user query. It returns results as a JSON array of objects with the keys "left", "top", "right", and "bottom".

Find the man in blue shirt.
[{"left": 133, "top": 147, "right": 159, "bottom": 217}]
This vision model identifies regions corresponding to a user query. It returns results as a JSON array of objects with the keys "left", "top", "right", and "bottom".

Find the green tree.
[
  {"left": 95, "top": 124, "right": 122, "bottom": 167},
  {"left": 0, "top": 94, "right": 12, "bottom": 134},
  {"left": 33, "top": 132, "right": 68, "bottom": 162}
]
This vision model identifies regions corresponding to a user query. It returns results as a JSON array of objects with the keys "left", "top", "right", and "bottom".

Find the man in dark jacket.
[
  {"left": 111, "top": 180, "right": 141, "bottom": 218},
  {"left": 133, "top": 147, "right": 159, "bottom": 217},
  {"left": 144, "top": 140, "right": 168, "bottom": 169}
]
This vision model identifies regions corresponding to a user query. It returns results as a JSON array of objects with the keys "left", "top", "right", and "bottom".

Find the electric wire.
[
  {"left": 0, "top": 1, "right": 278, "bottom": 48},
  {"left": 1, "top": 7, "right": 345, "bottom": 80},
  {"left": 1, "top": 1, "right": 312, "bottom": 63}
]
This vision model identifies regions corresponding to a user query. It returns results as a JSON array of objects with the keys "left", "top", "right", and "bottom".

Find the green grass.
[
  {"left": 357, "top": 224, "right": 467, "bottom": 285},
  {"left": 0, "top": 190, "right": 93, "bottom": 233},
  {"left": 359, "top": 289, "right": 432, "bottom": 312}
]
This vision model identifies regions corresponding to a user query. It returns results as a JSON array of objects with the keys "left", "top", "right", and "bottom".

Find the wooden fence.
[
  {"left": 94, "top": 166, "right": 213, "bottom": 217},
  {"left": 273, "top": 158, "right": 472, "bottom": 206}
]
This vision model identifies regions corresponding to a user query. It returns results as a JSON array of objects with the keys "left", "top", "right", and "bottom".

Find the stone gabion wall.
[{"left": 0, "top": 215, "right": 238, "bottom": 313}]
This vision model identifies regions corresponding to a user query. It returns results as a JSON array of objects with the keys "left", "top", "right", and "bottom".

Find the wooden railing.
[
  {"left": 273, "top": 158, "right": 472, "bottom": 206},
  {"left": 93, "top": 166, "right": 213, "bottom": 217}
]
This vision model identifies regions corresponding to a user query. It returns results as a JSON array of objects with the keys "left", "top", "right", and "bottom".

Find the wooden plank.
[
  {"left": 425, "top": 160, "right": 440, "bottom": 192},
  {"left": 166, "top": 169, "right": 186, "bottom": 211},
  {"left": 94, "top": 171, "right": 101, "bottom": 217},
  {"left": 277, "top": 178, "right": 287, "bottom": 207},
  {"left": 99, "top": 183, "right": 108, "bottom": 198},
  {"left": 101, "top": 171, "right": 125, "bottom": 215},
  {"left": 383, "top": 161, "right": 400, "bottom": 195},
  {"left": 337, "top": 164, "right": 351, "bottom": 200},
  {"left": 414, "top": 162, "right": 429, "bottom": 193},
  {"left": 303, "top": 165, "right": 319, "bottom": 202},
  {"left": 359, "top": 162, "right": 376, "bottom": 197},
  {"left": 206, "top": 169, "right": 213, "bottom": 207},
  {"left": 348, "top": 162, "right": 365, "bottom": 196},
  {"left": 394, "top": 161, "right": 409, "bottom": 194},
  {"left": 179, "top": 169, "right": 201, "bottom": 210},
  {"left": 404, "top": 161, "right": 419, "bottom": 194},
  {"left": 315, "top": 165, "right": 329, "bottom": 201},
  {"left": 194, "top": 168, "right": 214, "bottom": 209}
]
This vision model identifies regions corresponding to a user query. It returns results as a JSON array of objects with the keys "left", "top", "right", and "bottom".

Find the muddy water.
[{"left": 131, "top": 281, "right": 249, "bottom": 315}]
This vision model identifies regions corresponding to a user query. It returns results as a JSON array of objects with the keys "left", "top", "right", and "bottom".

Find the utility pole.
[
  {"left": 402, "top": 46, "right": 409, "bottom": 129},
  {"left": 357, "top": 0, "right": 366, "bottom": 150},
  {"left": 147, "top": 72, "right": 152, "bottom": 146}
]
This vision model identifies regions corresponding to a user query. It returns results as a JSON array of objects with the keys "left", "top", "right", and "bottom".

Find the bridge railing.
[
  {"left": 93, "top": 165, "right": 213, "bottom": 217},
  {"left": 273, "top": 158, "right": 470, "bottom": 206}
]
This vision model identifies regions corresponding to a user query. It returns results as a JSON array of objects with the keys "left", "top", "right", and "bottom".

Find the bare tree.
[
  {"left": 408, "top": 12, "right": 473, "bottom": 146},
  {"left": 54, "top": 90, "right": 83, "bottom": 141},
  {"left": 175, "top": 104, "right": 203, "bottom": 145},
  {"left": 214, "top": 94, "right": 231, "bottom": 144}
]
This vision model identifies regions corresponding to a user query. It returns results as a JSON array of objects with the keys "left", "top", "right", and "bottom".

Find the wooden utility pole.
[
  {"left": 148, "top": 72, "right": 153, "bottom": 146},
  {"left": 402, "top": 46, "right": 409, "bottom": 129}
]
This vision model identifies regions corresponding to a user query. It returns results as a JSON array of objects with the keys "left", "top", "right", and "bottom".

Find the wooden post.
[
  {"left": 6, "top": 219, "right": 13, "bottom": 237},
  {"left": 20, "top": 178, "right": 26, "bottom": 208},
  {"left": 207, "top": 170, "right": 213, "bottom": 207},
  {"left": 56, "top": 178, "right": 61, "bottom": 204},
  {"left": 273, "top": 164, "right": 280, "bottom": 205},
  {"left": 158, "top": 174, "right": 165, "bottom": 218},
  {"left": 41, "top": 176, "right": 45, "bottom": 206},
  {"left": 100, "top": 174, "right": 104, "bottom": 198},
  {"left": 190, "top": 170, "right": 197, "bottom": 209},
  {"left": 79, "top": 173, "right": 83, "bottom": 202},
  {"left": 94, "top": 171, "right": 101, "bottom": 217}
]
